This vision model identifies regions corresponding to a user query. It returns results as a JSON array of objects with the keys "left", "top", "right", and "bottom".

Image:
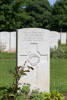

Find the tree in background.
[
  {"left": 50, "top": 0, "right": 67, "bottom": 32},
  {"left": 23, "top": 0, "right": 52, "bottom": 29},
  {"left": 0, "top": 0, "right": 26, "bottom": 31},
  {"left": 0, "top": 0, "right": 52, "bottom": 31},
  {"left": 0, "top": 0, "right": 67, "bottom": 32}
]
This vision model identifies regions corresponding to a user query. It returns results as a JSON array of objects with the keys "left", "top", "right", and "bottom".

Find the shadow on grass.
[{"left": 0, "top": 87, "right": 7, "bottom": 91}]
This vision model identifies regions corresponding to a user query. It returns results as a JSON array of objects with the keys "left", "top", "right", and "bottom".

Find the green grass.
[
  {"left": 0, "top": 53, "right": 67, "bottom": 93},
  {"left": 50, "top": 44, "right": 67, "bottom": 58},
  {"left": 58, "top": 44, "right": 67, "bottom": 52},
  {"left": 0, "top": 60, "right": 16, "bottom": 88},
  {"left": 50, "top": 58, "right": 67, "bottom": 93},
  {"left": 0, "top": 53, "right": 16, "bottom": 89},
  {"left": 0, "top": 52, "right": 16, "bottom": 59}
]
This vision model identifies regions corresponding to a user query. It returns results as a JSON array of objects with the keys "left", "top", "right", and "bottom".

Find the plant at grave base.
[
  {"left": 12, "top": 61, "right": 34, "bottom": 98},
  {"left": 51, "top": 91, "right": 65, "bottom": 100},
  {"left": 21, "top": 84, "right": 30, "bottom": 95},
  {"left": 0, "top": 88, "right": 65, "bottom": 100},
  {"left": 0, "top": 61, "right": 34, "bottom": 100},
  {"left": 16, "top": 93, "right": 27, "bottom": 100},
  {"left": 42, "top": 92, "right": 51, "bottom": 100},
  {"left": 42, "top": 91, "right": 65, "bottom": 100},
  {"left": 14, "top": 61, "right": 34, "bottom": 91},
  {"left": 30, "top": 91, "right": 44, "bottom": 100}
]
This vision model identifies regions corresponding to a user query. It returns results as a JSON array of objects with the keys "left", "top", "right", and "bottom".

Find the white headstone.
[
  {"left": 61, "top": 33, "right": 67, "bottom": 44},
  {"left": 0, "top": 32, "right": 16, "bottom": 52},
  {"left": 17, "top": 28, "right": 50, "bottom": 92},
  {"left": 0, "top": 32, "right": 10, "bottom": 51},
  {"left": 58, "top": 32, "right": 61, "bottom": 41},
  {"left": 11, "top": 32, "right": 16, "bottom": 52},
  {"left": 47, "top": 31, "right": 59, "bottom": 49}
]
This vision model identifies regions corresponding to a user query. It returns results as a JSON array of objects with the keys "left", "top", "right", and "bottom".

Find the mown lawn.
[
  {"left": 0, "top": 53, "right": 67, "bottom": 93},
  {"left": 0, "top": 53, "right": 16, "bottom": 89},
  {"left": 0, "top": 52, "right": 16, "bottom": 59},
  {"left": 50, "top": 58, "right": 67, "bottom": 93}
]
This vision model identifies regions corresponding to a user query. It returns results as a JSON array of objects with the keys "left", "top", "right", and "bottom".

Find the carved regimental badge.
[{"left": 27, "top": 52, "right": 40, "bottom": 66}]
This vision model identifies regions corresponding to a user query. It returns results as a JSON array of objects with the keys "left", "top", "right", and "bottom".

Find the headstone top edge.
[{"left": 17, "top": 28, "right": 50, "bottom": 32}]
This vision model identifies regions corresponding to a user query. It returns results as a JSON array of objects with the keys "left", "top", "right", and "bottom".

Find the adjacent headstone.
[
  {"left": 47, "top": 31, "right": 59, "bottom": 49},
  {"left": 11, "top": 32, "right": 16, "bottom": 52},
  {"left": 0, "top": 32, "right": 10, "bottom": 51},
  {"left": 61, "top": 33, "right": 67, "bottom": 44},
  {"left": 58, "top": 33, "right": 61, "bottom": 41},
  {"left": 0, "top": 32, "right": 16, "bottom": 52},
  {"left": 17, "top": 28, "right": 50, "bottom": 92}
]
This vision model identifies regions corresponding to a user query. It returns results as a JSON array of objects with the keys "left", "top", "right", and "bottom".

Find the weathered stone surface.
[
  {"left": 0, "top": 32, "right": 16, "bottom": 52},
  {"left": 60, "top": 33, "right": 67, "bottom": 44},
  {"left": 17, "top": 28, "right": 50, "bottom": 92}
]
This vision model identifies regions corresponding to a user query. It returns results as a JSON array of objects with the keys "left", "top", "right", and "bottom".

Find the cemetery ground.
[
  {"left": 50, "top": 58, "right": 67, "bottom": 93},
  {"left": 0, "top": 46, "right": 67, "bottom": 99},
  {"left": 0, "top": 52, "right": 67, "bottom": 93},
  {"left": 0, "top": 53, "right": 16, "bottom": 88}
]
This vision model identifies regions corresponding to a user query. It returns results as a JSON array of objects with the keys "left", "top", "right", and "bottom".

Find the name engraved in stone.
[{"left": 22, "top": 32, "right": 44, "bottom": 41}]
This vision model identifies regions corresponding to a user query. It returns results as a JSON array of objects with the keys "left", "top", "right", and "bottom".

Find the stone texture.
[
  {"left": 0, "top": 32, "right": 16, "bottom": 52},
  {"left": 61, "top": 33, "right": 67, "bottom": 44},
  {"left": 17, "top": 28, "right": 50, "bottom": 92}
]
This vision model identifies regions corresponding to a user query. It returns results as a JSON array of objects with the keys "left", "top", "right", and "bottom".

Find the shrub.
[
  {"left": 22, "top": 84, "right": 30, "bottom": 95},
  {"left": 16, "top": 93, "right": 26, "bottom": 100},
  {"left": 30, "top": 91, "right": 65, "bottom": 100},
  {"left": 0, "top": 90, "right": 4, "bottom": 100},
  {"left": 42, "top": 92, "right": 51, "bottom": 100},
  {"left": 0, "top": 88, "right": 65, "bottom": 100},
  {"left": 50, "top": 44, "right": 67, "bottom": 58},
  {"left": 51, "top": 91, "right": 65, "bottom": 100},
  {"left": 30, "top": 92, "right": 44, "bottom": 100},
  {"left": 42, "top": 91, "right": 65, "bottom": 100},
  {"left": 0, "top": 87, "right": 16, "bottom": 100}
]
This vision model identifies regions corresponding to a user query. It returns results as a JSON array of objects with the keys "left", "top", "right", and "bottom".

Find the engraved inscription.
[{"left": 22, "top": 32, "right": 44, "bottom": 41}]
